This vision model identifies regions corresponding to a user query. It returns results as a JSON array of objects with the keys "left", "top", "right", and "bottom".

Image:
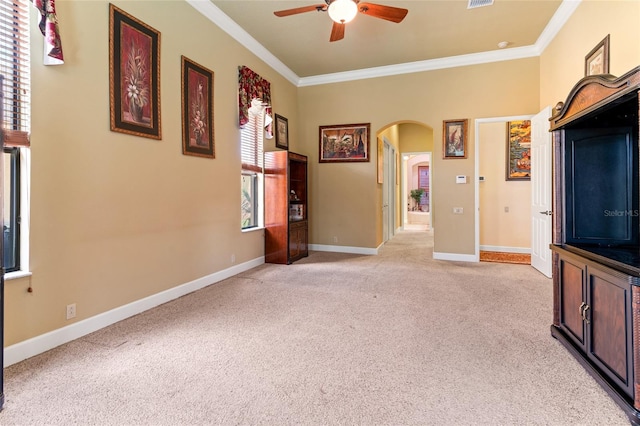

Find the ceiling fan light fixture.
[{"left": 328, "top": 0, "right": 358, "bottom": 24}]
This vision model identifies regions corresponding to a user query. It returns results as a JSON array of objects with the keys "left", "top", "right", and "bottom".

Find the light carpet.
[{"left": 0, "top": 230, "right": 629, "bottom": 425}]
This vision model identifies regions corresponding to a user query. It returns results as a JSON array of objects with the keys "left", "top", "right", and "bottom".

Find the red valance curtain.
[
  {"left": 31, "top": 0, "right": 64, "bottom": 64},
  {"left": 238, "top": 66, "right": 271, "bottom": 127}
]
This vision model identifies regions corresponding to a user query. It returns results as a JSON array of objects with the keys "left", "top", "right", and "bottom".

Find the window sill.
[
  {"left": 5, "top": 270, "right": 32, "bottom": 281},
  {"left": 242, "top": 226, "right": 264, "bottom": 234}
]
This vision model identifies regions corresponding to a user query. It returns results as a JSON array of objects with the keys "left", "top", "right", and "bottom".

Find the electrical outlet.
[
  {"left": 66, "top": 303, "right": 76, "bottom": 320},
  {"left": 231, "top": 254, "right": 236, "bottom": 264},
  {"left": 453, "top": 207, "right": 463, "bottom": 214},
  {"left": 333, "top": 236, "right": 338, "bottom": 243}
]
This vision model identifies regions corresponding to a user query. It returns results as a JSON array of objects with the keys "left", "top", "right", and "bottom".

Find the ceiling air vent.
[{"left": 468, "top": 0, "right": 494, "bottom": 9}]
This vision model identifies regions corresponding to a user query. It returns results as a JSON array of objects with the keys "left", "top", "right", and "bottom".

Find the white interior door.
[
  {"left": 388, "top": 145, "right": 396, "bottom": 237},
  {"left": 382, "top": 142, "right": 390, "bottom": 242},
  {"left": 531, "top": 106, "right": 553, "bottom": 277}
]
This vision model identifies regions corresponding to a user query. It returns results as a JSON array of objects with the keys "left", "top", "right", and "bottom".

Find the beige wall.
[
  {"left": 5, "top": 0, "right": 299, "bottom": 345},
  {"left": 540, "top": 0, "right": 640, "bottom": 110},
  {"left": 299, "top": 59, "right": 540, "bottom": 253},
  {"left": 5, "top": 0, "right": 640, "bottom": 349},
  {"left": 479, "top": 122, "right": 531, "bottom": 250}
]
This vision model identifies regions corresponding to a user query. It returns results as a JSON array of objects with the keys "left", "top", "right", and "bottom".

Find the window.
[
  {"left": 240, "top": 107, "right": 264, "bottom": 230},
  {"left": 3, "top": 147, "right": 19, "bottom": 271},
  {"left": 1, "top": 0, "right": 31, "bottom": 145},
  {"left": 1, "top": 0, "right": 30, "bottom": 275},
  {"left": 241, "top": 172, "right": 257, "bottom": 228}
]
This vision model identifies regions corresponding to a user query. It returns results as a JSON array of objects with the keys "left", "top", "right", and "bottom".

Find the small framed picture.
[
  {"left": 275, "top": 114, "right": 288, "bottom": 150},
  {"left": 585, "top": 34, "right": 610, "bottom": 77},
  {"left": 442, "top": 119, "right": 467, "bottom": 159},
  {"left": 181, "top": 56, "right": 214, "bottom": 159}
]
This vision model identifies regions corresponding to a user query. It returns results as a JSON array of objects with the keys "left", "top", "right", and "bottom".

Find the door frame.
[
  {"left": 401, "top": 151, "right": 432, "bottom": 230},
  {"left": 474, "top": 115, "right": 533, "bottom": 262}
]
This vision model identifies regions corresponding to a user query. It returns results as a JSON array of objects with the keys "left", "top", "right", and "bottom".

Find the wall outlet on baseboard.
[{"left": 66, "top": 303, "right": 76, "bottom": 320}]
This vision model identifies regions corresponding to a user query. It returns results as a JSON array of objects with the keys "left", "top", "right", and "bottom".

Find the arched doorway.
[{"left": 377, "top": 121, "right": 434, "bottom": 243}]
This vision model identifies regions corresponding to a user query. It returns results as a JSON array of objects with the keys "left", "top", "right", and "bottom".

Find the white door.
[
  {"left": 531, "top": 106, "right": 553, "bottom": 277},
  {"left": 388, "top": 145, "right": 396, "bottom": 238},
  {"left": 382, "top": 142, "right": 390, "bottom": 242}
]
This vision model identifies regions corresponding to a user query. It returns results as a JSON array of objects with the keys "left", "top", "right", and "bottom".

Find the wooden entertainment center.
[
  {"left": 264, "top": 151, "right": 309, "bottom": 264},
  {"left": 550, "top": 66, "right": 640, "bottom": 424}
]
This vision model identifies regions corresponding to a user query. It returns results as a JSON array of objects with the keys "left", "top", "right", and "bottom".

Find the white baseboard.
[
  {"left": 479, "top": 245, "right": 531, "bottom": 254},
  {"left": 433, "top": 252, "right": 477, "bottom": 262},
  {"left": 4, "top": 256, "right": 265, "bottom": 367},
  {"left": 309, "top": 244, "right": 378, "bottom": 255}
]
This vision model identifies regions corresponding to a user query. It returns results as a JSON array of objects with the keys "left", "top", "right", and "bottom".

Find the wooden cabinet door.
[
  {"left": 587, "top": 266, "right": 633, "bottom": 397},
  {"left": 288, "top": 221, "right": 307, "bottom": 263},
  {"left": 559, "top": 255, "right": 587, "bottom": 348}
]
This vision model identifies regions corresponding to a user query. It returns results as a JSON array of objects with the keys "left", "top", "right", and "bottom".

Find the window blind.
[
  {"left": 0, "top": 0, "right": 30, "bottom": 147},
  {"left": 241, "top": 111, "right": 263, "bottom": 173}
]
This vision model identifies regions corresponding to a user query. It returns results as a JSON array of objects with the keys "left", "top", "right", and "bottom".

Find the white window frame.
[{"left": 240, "top": 106, "right": 265, "bottom": 231}]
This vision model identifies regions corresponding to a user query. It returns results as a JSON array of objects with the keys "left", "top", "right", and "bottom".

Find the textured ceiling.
[{"left": 210, "top": 0, "right": 563, "bottom": 78}]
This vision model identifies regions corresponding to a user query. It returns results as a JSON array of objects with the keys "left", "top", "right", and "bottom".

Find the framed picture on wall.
[
  {"left": 275, "top": 114, "right": 288, "bottom": 150},
  {"left": 181, "top": 56, "right": 215, "bottom": 159},
  {"left": 319, "top": 123, "right": 370, "bottom": 163},
  {"left": 109, "top": 4, "right": 161, "bottom": 140},
  {"left": 506, "top": 120, "right": 531, "bottom": 180},
  {"left": 442, "top": 119, "right": 467, "bottom": 159},
  {"left": 585, "top": 34, "right": 610, "bottom": 76}
]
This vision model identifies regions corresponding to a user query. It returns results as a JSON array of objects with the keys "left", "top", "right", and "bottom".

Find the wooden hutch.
[
  {"left": 264, "top": 151, "right": 308, "bottom": 264},
  {"left": 550, "top": 66, "right": 640, "bottom": 424}
]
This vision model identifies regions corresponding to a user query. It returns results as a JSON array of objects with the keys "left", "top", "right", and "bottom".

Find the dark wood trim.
[
  {"left": 549, "top": 66, "right": 640, "bottom": 131},
  {"left": 633, "top": 285, "right": 640, "bottom": 410}
]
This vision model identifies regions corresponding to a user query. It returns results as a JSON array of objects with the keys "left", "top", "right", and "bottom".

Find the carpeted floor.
[
  {"left": 0, "top": 230, "right": 629, "bottom": 425},
  {"left": 480, "top": 250, "right": 531, "bottom": 264}
]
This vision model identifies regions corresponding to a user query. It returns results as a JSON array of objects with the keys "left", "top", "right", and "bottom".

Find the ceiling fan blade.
[
  {"left": 357, "top": 2, "right": 408, "bottom": 23},
  {"left": 330, "top": 22, "right": 345, "bottom": 42},
  {"left": 274, "top": 4, "right": 326, "bottom": 17}
]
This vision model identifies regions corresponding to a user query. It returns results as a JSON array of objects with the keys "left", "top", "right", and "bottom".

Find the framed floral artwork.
[
  {"left": 181, "top": 56, "right": 215, "bottom": 158},
  {"left": 319, "top": 123, "right": 370, "bottom": 163},
  {"left": 506, "top": 120, "right": 531, "bottom": 180},
  {"left": 585, "top": 34, "right": 610, "bottom": 77},
  {"left": 109, "top": 4, "right": 161, "bottom": 139},
  {"left": 442, "top": 119, "right": 467, "bottom": 159},
  {"left": 275, "top": 114, "right": 288, "bottom": 150}
]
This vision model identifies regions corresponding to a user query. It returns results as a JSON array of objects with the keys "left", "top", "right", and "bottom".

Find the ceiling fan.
[{"left": 273, "top": 0, "right": 408, "bottom": 42}]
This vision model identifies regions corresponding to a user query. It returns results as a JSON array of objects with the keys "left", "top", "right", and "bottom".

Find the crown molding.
[
  {"left": 186, "top": 0, "right": 300, "bottom": 86},
  {"left": 534, "top": 0, "right": 581, "bottom": 54},
  {"left": 297, "top": 46, "right": 540, "bottom": 87},
  {"left": 190, "top": 0, "right": 581, "bottom": 88}
]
